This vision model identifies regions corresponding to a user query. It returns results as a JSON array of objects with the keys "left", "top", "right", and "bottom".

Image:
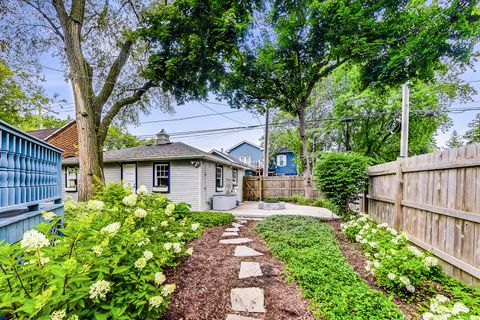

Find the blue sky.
[{"left": 40, "top": 54, "right": 480, "bottom": 152}]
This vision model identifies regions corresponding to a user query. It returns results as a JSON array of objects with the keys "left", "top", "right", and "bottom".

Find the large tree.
[
  {"left": 221, "top": 0, "right": 480, "bottom": 196},
  {"left": 446, "top": 130, "right": 464, "bottom": 148},
  {"left": 1, "top": 0, "right": 253, "bottom": 200}
]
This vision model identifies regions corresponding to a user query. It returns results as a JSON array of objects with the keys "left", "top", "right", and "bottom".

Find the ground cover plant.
[
  {"left": 342, "top": 214, "right": 480, "bottom": 320},
  {"left": 254, "top": 215, "right": 404, "bottom": 319},
  {"left": 0, "top": 183, "right": 233, "bottom": 319},
  {"left": 265, "top": 195, "right": 340, "bottom": 214}
]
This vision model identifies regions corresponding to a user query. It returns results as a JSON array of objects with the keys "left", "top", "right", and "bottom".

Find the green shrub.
[
  {"left": 315, "top": 152, "right": 372, "bottom": 213},
  {"left": 188, "top": 211, "right": 235, "bottom": 227},
  {"left": 255, "top": 216, "right": 404, "bottom": 319},
  {"left": 0, "top": 183, "right": 206, "bottom": 319}
]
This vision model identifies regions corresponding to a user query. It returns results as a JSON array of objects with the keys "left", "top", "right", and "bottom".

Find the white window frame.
[
  {"left": 277, "top": 154, "right": 287, "bottom": 167},
  {"left": 232, "top": 169, "right": 238, "bottom": 186},
  {"left": 153, "top": 163, "right": 170, "bottom": 193},
  {"left": 65, "top": 166, "right": 78, "bottom": 192},
  {"left": 216, "top": 165, "right": 224, "bottom": 191},
  {"left": 239, "top": 155, "right": 251, "bottom": 166}
]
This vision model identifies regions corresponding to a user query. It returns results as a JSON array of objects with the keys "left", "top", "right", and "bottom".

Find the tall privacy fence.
[
  {"left": 364, "top": 144, "right": 480, "bottom": 285},
  {"left": 0, "top": 120, "right": 64, "bottom": 243},
  {"left": 243, "top": 176, "right": 320, "bottom": 201}
]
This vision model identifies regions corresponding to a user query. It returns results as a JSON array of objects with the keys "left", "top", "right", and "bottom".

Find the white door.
[{"left": 122, "top": 163, "right": 136, "bottom": 192}]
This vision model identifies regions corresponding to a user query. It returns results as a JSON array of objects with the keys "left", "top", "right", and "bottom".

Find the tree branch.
[
  {"left": 94, "top": 40, "right": 134, "bottom": 110},
  {"left": 98, "top": 81, "right": 154, "bottom": 143},
  {"left": 22, "top": 0, "right": 64, "bottom": 41},
  {"left": 70, "top": 0, "right": 86, "bottom": 24},
  {"left": 51, "top": 0, "right": 68, "bottom": 28}
]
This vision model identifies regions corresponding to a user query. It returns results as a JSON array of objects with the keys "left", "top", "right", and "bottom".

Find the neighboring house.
[
  {"left": 62, "top": 130, "right": 248, "bottom": 211},
  {"left": 28, "top": 121, "right": 78, "bottom": 159},
  {"left": 226, "top": 141, "right": 263, "bottom": 175},
  {"left": 271, "top": 148, "right": 298, "bottom": 176},
  {"left": 209, "top": 149, "right": 257, "bottom": 179}
]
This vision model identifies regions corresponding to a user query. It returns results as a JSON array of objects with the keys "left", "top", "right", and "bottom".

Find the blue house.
[
  {"left": 226, "top": 141, "right": 264, "bottom": 175},
  {"left": 0, "top": 120, "right": 64, "bottom": 243},
  {"left": 271, "top": 148, "right": 298, "bottom": 176}
]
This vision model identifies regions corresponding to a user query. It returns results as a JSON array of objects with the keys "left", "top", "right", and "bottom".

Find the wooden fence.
[
  {"left": 366, "top": 144, "right": 480, "bottom": 285},
  {"left": 243, "top": 176, "right": 320, "bottom": 201}
]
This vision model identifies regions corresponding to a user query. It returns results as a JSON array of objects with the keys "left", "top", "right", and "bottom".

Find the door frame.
[{"left": 120, "top": 162, "right": 138, "bottom": 192}]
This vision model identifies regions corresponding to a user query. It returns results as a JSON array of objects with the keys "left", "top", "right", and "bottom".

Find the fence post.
[{"left": 393, "top": 159, "right": 405, "bottom": 229}]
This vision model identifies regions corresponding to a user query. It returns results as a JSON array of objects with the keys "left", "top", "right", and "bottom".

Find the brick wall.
[{"left": 47, "top": 122, "right": 78, "bottom": 158}]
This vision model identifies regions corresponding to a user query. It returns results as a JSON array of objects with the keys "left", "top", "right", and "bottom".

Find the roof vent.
[{"left": 156, "top": 129, "right": 170, "bottom": 145}]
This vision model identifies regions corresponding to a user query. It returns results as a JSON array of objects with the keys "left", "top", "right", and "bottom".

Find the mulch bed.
[
  {"left": 326, "top": 220, "right": 422, "bottom": 320},
  {"left": 161, "top": 221, "right": 314, "bottom": 320}
]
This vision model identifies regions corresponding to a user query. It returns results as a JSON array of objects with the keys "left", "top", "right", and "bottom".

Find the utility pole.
[
  {"left": 38, "top": 105, "right": 44, "bottom": 129},
  {"left": 399, "top": 82, "right": 410, "bottom": 158},
  {"left": 263, "top": 107, "right": 269, "bottom": 177}
]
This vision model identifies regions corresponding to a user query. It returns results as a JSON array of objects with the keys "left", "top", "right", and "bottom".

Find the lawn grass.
[
  {"left": 255, "top": 215, "right": 404, "bottom": 320},
  {"left": 189, "top": 211, "right": 235, "bottom": 227}
]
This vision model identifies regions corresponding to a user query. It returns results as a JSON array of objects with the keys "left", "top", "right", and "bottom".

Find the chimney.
[{"left": 156, "top": 129, "right": 170, "bottom": 145}]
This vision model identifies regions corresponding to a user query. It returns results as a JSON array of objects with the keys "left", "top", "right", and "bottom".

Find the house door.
[{"left": 122, "top": 163, "right": 137, "bottom": 192}]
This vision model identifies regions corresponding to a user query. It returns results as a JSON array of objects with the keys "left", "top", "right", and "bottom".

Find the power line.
[{"left": 140, "top": 110, "right": 247, "bottom": 124}]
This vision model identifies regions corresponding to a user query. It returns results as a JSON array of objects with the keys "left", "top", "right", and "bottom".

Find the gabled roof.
[
  {"left": 225, "top": 140, "right": 263, "bottom": 153},
  {"left": 63, "top": 142, "right": 250, "bottom": 169},
  {"left": 27, "top": 121, "right": 76, "bottom": 141}
]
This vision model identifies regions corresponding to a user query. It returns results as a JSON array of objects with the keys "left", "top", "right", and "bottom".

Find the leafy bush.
[
  {"left": 188, "top": 211, "right": 235, "bottom": 227},
  {"left": 342, "top": 214, "right": 480, "bottom": 319},
  {"left": 314, "top": 152, "right": 372, "bottom": 213},
  {"left": 255, "top": 216, "right": 404, "bottom": 319},
  {"left": 0, "top": 183, "right": 211, "bottom": 319}
]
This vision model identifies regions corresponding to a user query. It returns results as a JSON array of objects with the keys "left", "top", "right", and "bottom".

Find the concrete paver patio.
[{"left": 229, "top": 201, "right": 338, "bottom": 219}]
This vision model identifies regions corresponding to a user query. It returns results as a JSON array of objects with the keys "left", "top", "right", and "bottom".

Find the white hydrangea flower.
[
  {"left": 122, "top": 194, "right": 137, "bottom": 207},
  {"left": 355, "top": 235, "right": 362, "bottom": 242},
  {"left": 86, "top": 200, "right": 105, "bottom": 211},
  {"left": 164, "top": 242, "right": 172, "bottom": 250},
  {"left": 424, "top": 256, "right": 438, "bottom": 268},
  {"left": 387, "top": 273, "right": 396, "bottom": 280},
  {"left": 134, "top": 208, "right": 148, "bottom": 218},
  {"left": 378, "top": 223, "right": 389, "bottom": 228},
  {"left": 407, "top": 246, "right": 423, "bottom": 257},
  {"left": 137, "top": 185, "right": 148, "bottom": 195},
  {"left": 186, "top": 247, "right": 193, "bottom": 255},
  {"left": 21, "top": 229, "right": 50, "bottom": 252},
  {"left": 161, "top": 221, "right": 169, "bottom": 227},
  {"left": 143, "top": 250, "right": 153, "bottom": 261},
  {"left": 406, "top": 284, "right": 415, "bottom": 292},
  {"left": 191, "top": 223, "right": 200, "bottom": 231},
  {"left": 399, "top": 276, "right": 411, "bottom": 286},
  {"left": 68, "top": 316, "right": 79, "bottom": 320},
  {"left": 360, "top": 238, "right": 368, "bottom": 244},
  {"left": 368, "top": 241, "right": 377, "bottom": 248},
  {"left": 371, "top": 228, "right": 377, "bottom": 234},
  {"left": 176, "top": 232, "right": 184, "bottom": 239},
  {"left": 165, "top": 203, "right": 175, "bottom": 215},
  {"left": 64, "top": 200, "right": 77, "bottom": 211},
  {"left": 422, "top": 312, "right": 435, "bottom": 320},
  {"left": 435, "top": 295, "right": 449, "bottom": 303},
  {"left": 388, "top": 227, "right": 398, "bottom": 235},
  {"left": 161, "top": 284, "right": 176, "bottom": 296},
  {"left": 100, "top": 222, "right": 121, "bottom": 235},
  {"left": 452, "top": 302, "right": 469, "bottom": 315},
  {"left": 165, "top": 231, "right": 174, "bottom": 238},
  {"left": 373, "top": 260, "right": 380, "bottom": 268},
  {"left": 89, "top": 280, "right": 111, "bottom": 300},
  {"left": 134, "top": 257, "right": 147, "bottom": 270},
  {"left": 392, "top": 238, "right": 399, "bottom": 245},
  {"left": 154, "top": 272, "right": 166, "bottom": 286},
  {"left": 50, "top": 309, "right": 66, "bottom": 320},
  {"left": 92, "top": 246, "right": 103, "bottom": 256},
  {"left": 365, "top": 261, "right": 371, "bottom": 272},
  {"left": 173, "top": 242, "right": 182, "bottom": 253},
  {"left": 151, "top": 226, "right": 157, "bottom": 231},
  {"left": 149, "top": 295, "right": 164, "bottom": 308},
  {"left": 42, "top": 211, "right": 56, "bottom": 221}
]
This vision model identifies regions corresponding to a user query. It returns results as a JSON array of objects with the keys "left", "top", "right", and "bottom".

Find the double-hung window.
[
  {"left": 153, "top": 163, "right": 170, "bottom": 192},
  {"left": 277, "top": 154, "right": 287, "bottom": 167},
  {"left": 65, "top": 166, "right": 78, "bottom": 192},
  {"left": 216, "top": 165, "right": 224, "bottom": 191}
]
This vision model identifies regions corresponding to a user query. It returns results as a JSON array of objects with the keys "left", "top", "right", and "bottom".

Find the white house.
[{"left": 62, "top": 130, "right": 248, "bottom": 211}]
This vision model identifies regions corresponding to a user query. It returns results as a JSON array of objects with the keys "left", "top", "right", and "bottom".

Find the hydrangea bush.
[
  {"left": 0, "top": 183, "right": 205, "bottom": 319},
  {"left": 342, "top": 213, "right": 480, "bottom": 319}
]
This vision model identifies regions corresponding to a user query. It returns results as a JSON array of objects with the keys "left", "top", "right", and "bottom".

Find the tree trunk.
[{"left": 298, "top": 104, "right": 314, "bottom": 198}]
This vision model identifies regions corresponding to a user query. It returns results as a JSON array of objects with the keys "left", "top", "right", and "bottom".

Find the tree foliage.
[
  {"left": 463, "top": 114, "right": 480, "bottom": 144},
  {"left": 446, "top": 130, "right": 464, "bottom": 148},
  {"left": 104, "top": 126, "right": 146, "bottom": 151}
]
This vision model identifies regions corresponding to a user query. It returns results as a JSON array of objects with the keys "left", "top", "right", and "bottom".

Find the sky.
[{"left": 39, "top": 54, "right": 480, "bottom": 153}]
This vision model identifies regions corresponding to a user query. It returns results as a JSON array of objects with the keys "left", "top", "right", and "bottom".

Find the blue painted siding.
[
  {"left": 0, "top": 120, "right": 64, "bottom": 243},
  {"left": 273, "top": 151, "right": 298, "bottom": 176},
  {"left": 227, "top": 142, "right": 263, "bottom": 167}
]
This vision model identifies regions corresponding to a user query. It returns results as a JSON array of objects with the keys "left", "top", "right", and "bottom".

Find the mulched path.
[
  {"left": 327, "top": 220, "right": 422, "bottom": 319},
  {"left": 161, "top": 221, "right": 313, "bottom": 320}
]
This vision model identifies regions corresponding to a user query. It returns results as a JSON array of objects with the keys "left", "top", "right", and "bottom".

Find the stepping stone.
[
  {"left": 238, "top": 220, "right": 247, "bottom": 224},
  {"left": 226, "top": 315, "right": 260, "bottom": 320},
  {"left": 231, "top": 287, "right": 265, "bottom": 313},
  {"left": 232, "top": 222, "right": 242, "bottom": 228},
  {"left": 220, "top": 238, "right": 252, "bottom": 244},
  {"left": 222, "top": 232, "right": 239, "bottom": 237},
  {"left": 239, "top": 262, "right": 263, "bottom": 279},
  {"left": 234, "top": 246, "right": 263, "bottom": 257},
  {"left": 225, "top": 227, "right": 240, "bottom": 232}
]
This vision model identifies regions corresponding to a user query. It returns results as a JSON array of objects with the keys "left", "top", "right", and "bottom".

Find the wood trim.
[
  {"left": 403, "top": 159, "right": 480, "bottom": 173},
  {"left": 366, "top": 194, "right": 395, "bottom": 204},
  {"left": 0, "top": 196, "right": 63, "bottom": 214},
  {"left": 401, "top": 200, "right": 480, "bottom": 223},
  {"left": 368, "top": 169, "right": 396, "bottom": 176},
  {"left": 408, "top": 236, "right": 480, "bottom": 279}
]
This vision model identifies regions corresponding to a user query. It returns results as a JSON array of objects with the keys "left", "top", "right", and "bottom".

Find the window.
[
  {"left": 277, "top": 154, "right": 287, "bottom": 167},
  {"left": 232, "top": 169, "right": 238, "bottom": 186},
  {"left": 153, "top": 163, "right": 170, "bottom": 192},
  {"left": 239, "top": 155, "right": 251, "bottom": 166},
  {"left": 65, "top": 167, "right": 78, "bottom": 192},
  {"left": 216, "top": 165, "right": 224, "bottom": 191}
]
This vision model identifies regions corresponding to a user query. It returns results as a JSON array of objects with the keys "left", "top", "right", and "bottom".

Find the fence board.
[
  {"left": 243, "top": 176, "right": 320, "bottom": 200},
  {"left": 366, "top": 144, "right": 480, "bottom": 285}
]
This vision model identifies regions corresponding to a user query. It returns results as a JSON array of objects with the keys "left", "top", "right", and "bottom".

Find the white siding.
[{"left": 104, "top": 163, "right": 121, "bottom": 185}]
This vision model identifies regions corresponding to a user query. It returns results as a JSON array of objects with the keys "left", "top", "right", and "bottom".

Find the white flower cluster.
[
  {"left": 163, "top": 242, "right": 182, "bottom": 253},
  {"left": 42, "top": 211, "right": 57, "bottom": 221},
  {"left": 422, "top": 295, "right": 472, "bottom": 320},
  {"left": 89, "top": 279, "right": 111, "bottom": 300},
  {"left": 137, "top": 185, "right": 149, "bottom": 195},
  {"left": 86, "top": 200, "right": 105, "bottom": 211},
  {"left": 100, "top": 222, "right": 121, "bottom": 235},
  {"left": 143, "top": 250, "right": 153, "bottom": 260},
  {"left": 122, "top": 194, "right": 137, "bottom": 207},
  {"left": 50, "top": 309, "right": 66, "bottom": 320},
  {"left": 191, "top": 223, "right": 200, "bottom": 231},
  {"left": 21, "top": 229, "right": 50, "bottom": 252},
  {"left": 134, "top": 257, "right": 147, "bottom": 270},
  {"left": 134, "top": 208, "right": 148, "bottom": 218},
  {"left": 137, "top": 237, "right": 151, "bottom": 247},
  {"left": 161, "top": 284, "right": 176, "bottom": 296},
  {"left": 165, "top": 203, "right": 175, "bottom": 215},
  {"left": 154, "top": 272, "right": 166, "bottom": 286},
  {"left": 160, "top": 220, "right": 169, "bottom": 227},
  {"left": 149, "top": 295, "right": 164, "bottom": 308}
]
